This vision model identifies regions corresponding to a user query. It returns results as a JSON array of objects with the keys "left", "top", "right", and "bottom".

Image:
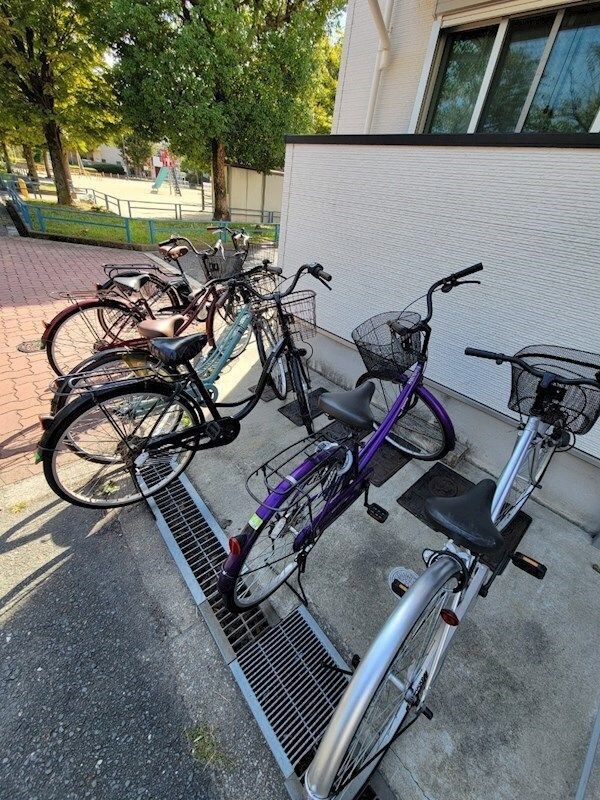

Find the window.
[
  {"left": 425, "top": 4, "right": 600, "bottom": 133},
  {"left": 426, "top": 27, "right": 497, "bottom": 132}
]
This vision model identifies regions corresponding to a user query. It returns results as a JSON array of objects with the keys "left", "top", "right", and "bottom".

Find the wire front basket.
[
  {"left": 246, "top": 430, "right": 355, "bottom": 514},
  {"left": 245, "top": 241, "right": 278, "bottom": 269},
  {"left": 509, "top": 345, "right": 600, "bottom": 434},
  {"left": 352, "top": 311, "right": 423, "bottom": 375},
  {"left": 266, "top": 289, "right": 317, "bottom": 340},
  {"left": 200, "top": 249, "right": 247, "bottom": 281}
]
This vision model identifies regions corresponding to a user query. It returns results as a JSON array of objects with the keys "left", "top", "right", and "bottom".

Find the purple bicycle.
[{"left": 218, "top": 263, "right": 483, "bottom": 612}]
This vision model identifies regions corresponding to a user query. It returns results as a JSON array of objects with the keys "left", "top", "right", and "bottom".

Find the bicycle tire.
[
  {"left": 50, "top": 348, "right": 176, "bottom": 415},
  {"left": 289, "top": 354, "right": 314, "bottom": 433},
  {"left": 304, "top": 556, "right": 461, "bottom": 800},
  {"left": 218, "top": 446, "right": 341, "bottom": 612},
  {"left": 255, "top": 316, "right": 288, "bottom": 400},
  {"left": 45, "top": 299, "right": 144, "bottom": 376},
  {"left": 356, "top": 371, "right": 454, "bottom": 461},
  {"left": 41, "top": 379, "right": 202, "bottom": 509}
]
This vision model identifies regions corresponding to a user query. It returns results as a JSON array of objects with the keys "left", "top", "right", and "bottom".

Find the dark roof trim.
[{"left": 285, "top": 133, "right": 600, "bottom": 148}]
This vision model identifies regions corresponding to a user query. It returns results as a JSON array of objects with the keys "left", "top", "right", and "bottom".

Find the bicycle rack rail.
[{"left": 139, "top": 464, "right": 397, "bottom": 800}]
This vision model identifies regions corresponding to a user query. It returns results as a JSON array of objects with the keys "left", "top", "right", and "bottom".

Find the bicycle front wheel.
[
  {"left": 305, "top": 556, "right": 460, "bottom": 800},
  {"left": 289, "top": 355, "right": 313, "bottom": 433},
  {"left": 356, "top": 371, "right": 453, "bottom": 461},
  {"left": 42, "top": 381, "right": 202, "bottom": 508},
  {"left": 255, "top": 316, "right": 287, "bottom": 400}
]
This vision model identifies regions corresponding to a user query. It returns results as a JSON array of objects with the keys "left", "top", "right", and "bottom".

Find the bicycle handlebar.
[
  {"left": 421, "top": 263, "right": 483, "bottom": 325},
  {"left": 229, "top": 261, "right": 332, "bottom": 303},
  {"left": 465, "top": 348, "right": 600, "bottom": 387}
]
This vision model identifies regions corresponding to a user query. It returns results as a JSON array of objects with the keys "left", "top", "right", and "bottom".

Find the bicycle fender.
[{"left": 41, "top": 298, "right": 132, "bottom": 344}]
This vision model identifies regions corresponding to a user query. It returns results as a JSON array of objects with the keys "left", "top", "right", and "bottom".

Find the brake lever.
[
  {"left": 441, "top": 279, "right": 481, "bottom": 293},
  {"left": 318, "top": 275, "right": 333, "bottom": 291}
]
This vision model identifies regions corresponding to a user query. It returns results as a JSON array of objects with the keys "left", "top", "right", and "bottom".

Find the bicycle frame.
[{"left": 249, "top": 363, "right": 454, "bottom": 550}]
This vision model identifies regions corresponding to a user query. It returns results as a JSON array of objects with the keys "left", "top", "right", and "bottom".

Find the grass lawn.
[{"left": 24, "top": 200, "right": 278, "bottom": 247}]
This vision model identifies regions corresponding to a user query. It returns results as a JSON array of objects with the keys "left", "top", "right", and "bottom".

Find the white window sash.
[
  {"left": 514, "top": 9, "right": 564, "bottom": 132},
  {"left": 408, "top": 20, "right": 443, "bottom": 133},
  {"left": 467, "top": 18, "right": 509, "bottom": 133}
]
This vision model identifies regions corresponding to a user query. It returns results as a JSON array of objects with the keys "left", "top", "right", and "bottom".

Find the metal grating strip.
[{"left": 142, "top": 465, "right": 394, "bottom": 800}]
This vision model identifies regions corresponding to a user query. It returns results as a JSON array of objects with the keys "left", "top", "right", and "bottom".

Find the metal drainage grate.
[
  {"left": 231, "top": 606, "right": 349, "bottom": 779},
  {"left": 142, "top": 466, "right": 395, "bottom": 800}
]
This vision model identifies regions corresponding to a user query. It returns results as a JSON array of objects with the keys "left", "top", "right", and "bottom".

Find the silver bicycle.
[{"left": 304, "top": 344, "right": 600, "bottom": 800}]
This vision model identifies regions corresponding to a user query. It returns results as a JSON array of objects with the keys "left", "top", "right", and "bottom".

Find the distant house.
[
  {"left": 279, "top": 0, "right": 600, "bottom": 527},
  {"left": 88, "top": 144, "right": 124, "bottom": 166}
]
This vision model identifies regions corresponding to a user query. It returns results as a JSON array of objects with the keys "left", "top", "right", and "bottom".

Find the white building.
[{"left": 279, "top": 0, "right": 600, "bottom": 528}]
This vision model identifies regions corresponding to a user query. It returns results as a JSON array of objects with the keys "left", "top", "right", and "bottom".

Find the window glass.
[
  {"left": 426, "top": 27, "right": 497, "bottom": 133},
  {"left": 524, "top": 7, "right": 600, "bottom": 132},
  {"left": 478, "top": 16, "right": 554, "bottom": 132}
]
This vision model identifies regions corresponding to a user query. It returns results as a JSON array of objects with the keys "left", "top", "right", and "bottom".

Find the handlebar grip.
[
  {"left": 158, "top": 238, "right": 176, "bottom": 247},
  {"left": 451, "top": 263, "right": 483, "bottom": 281},
  {"left": 318, "top": 269, "right": 332, "bottom": 282},
  {"left": 267, "top": 264, "right": 283, "bottom": 275},
  {"left": 465, "top": 347, "right": 504, "bottom": 360},
  {"left": 206, "top": 226, "right": 222, "bottom": 232}
]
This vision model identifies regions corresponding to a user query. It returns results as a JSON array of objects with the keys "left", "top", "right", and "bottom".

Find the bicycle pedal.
[
  {"left": 366, "top": 503, "right": 388, "bottom": 523},
  {"left": 511, "top": 552, "right": 547, "bottom": 580},
  {"left": 389, "top": 567, "right": 418, "bottom": 598}
]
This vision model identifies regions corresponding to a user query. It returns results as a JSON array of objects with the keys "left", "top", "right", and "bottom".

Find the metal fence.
[{"left": 4, "top": 186, "right": 280, "bottom": 247}]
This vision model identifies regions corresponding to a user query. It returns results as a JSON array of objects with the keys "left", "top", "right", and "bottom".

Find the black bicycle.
[{"left": 36, "top": 263, "right": 332, "bottom": 508}]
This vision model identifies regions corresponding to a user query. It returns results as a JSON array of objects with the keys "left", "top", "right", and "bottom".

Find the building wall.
[
  {"left": 226, "top": 165, "right": 283, "bottom": 219},
  {"left": 279, "top": 140, "right": 600, "bottom": 526}
]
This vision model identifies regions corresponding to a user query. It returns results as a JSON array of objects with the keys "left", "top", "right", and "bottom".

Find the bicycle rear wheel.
[
  {"left": 356, "top": 371, "right": 453, "bottom": 461},
  {"left": 219, "top": 451, "right": 342, "bottom": 612},
  {"left": 50, "top": 348, "right": 176, "bottom": 415},
  {"left": 304, "top": 556, "right": 460, "bottom": 800},
  {"left": 46, "top": 299, "right": 143, "bottom": 376},
  {"left": 42, "top": 381, "right": 202, "bottom": 508}
]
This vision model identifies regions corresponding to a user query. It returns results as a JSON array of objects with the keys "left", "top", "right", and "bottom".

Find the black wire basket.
[
  {"left": 200, "top": 249, "right": 248, "bottom": 281},
  {"left": 244, "top": 241, "right": 278, "bottom": 269},
  {"left": 246, "top": 430, "right": 355, "bottom": 514},
  {"left": 352, "top": 311, "right": 423, "bottom": 375},
  {"left": 509, "top": 345, "right": 600, "bottom": 434},
  {"left": 264, "top": 289, "right": 317, "bottom": 340}
]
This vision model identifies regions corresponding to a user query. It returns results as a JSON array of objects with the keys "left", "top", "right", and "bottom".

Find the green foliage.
[
  {"left": 109, "top": 0, "right": 344, "bottom": 172},
  {"left": 121, "top": 132, "right": 153, "bottom": 173},
  {"left": 307, "top": 31, "right": 343, "bottom": 134},
  {"left": 88, "top": 162, "right": 125, "bottom": 174}
]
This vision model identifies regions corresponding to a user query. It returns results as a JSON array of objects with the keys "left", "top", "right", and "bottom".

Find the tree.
[
  {"left": 110, "top": 0, "right": 343, "bottom": 219},
  {"left": 121, "top": 132, "right": 153, "bottom": 177},
  {"left": 307, "top": 31, "right": 343, "bottom": 134},
  {"left": 0, "top": 0, "right": 117, "bottom": 204}
]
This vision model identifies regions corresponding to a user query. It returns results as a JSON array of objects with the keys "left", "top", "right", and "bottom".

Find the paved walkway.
[{"left": 0, "top": 236, "right": 151, "bottom": 486}]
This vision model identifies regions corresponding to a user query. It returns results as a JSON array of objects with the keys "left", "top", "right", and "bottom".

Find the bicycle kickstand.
[{"left": 285, "top": 550, "right": 309, "bottom": 607}]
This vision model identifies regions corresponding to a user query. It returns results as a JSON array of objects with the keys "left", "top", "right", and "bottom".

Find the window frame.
[{"left": 414, "top": 2, "right": 600, "bottom": 135}]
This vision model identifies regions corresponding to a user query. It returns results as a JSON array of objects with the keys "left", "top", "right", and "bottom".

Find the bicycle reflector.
[
  {"left": 440, "top": 608, "right": 459, "bottom": 626},
  {"left": 228, "top": 537, "right": 241, "bottom": 557}
]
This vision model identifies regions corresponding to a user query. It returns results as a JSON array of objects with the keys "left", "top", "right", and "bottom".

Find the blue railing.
[{"left": 4, "top": 192, "right": 280, "bottom": 247}]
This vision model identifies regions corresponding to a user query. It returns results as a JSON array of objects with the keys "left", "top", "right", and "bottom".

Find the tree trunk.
[
  {"left": 43, "top": 119, "right": 75, "bottom": 206},
  {"left": 43, "top": 150, "right": 53, "bottom": 178},
  {"left": 211, "top": 138, "right": 229, "bottom": 220},
  {"left": 22, "top": 145, "right": 39, "bottom": 181},
  {"left": 2, "top": 141, "right": 13, "bottom": 172}
]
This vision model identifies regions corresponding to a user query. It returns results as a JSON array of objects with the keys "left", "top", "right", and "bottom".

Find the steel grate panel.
[{"left": 234, "top": 607, "right": 349, "bottom": 772}]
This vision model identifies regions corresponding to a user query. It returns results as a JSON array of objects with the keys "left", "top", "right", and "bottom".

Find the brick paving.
[{"left": 0, "top": 235, "right": 151, "bottom": 486}]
